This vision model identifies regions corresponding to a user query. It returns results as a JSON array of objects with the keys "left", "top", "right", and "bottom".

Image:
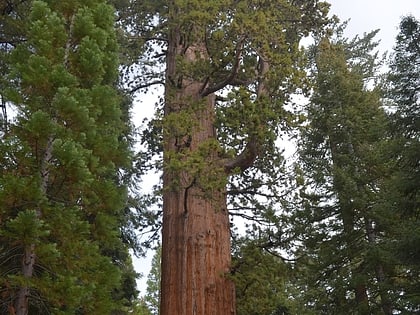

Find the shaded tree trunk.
[
  {"left": 366, "top": 219, "right": 393, "bottom": 315},
  {"left": 14, "top": 245, "right": 35, "bottom": 315},
  {"left": 14, "top": 136, "right": 52, "bottom": 315},
  {"left": 329, "top": 140, "right": 370, "bottom": 314}
]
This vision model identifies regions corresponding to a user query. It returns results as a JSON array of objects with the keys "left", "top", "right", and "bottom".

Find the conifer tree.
[
  {"left": 0, "top": 0, "right": 136, "bottom": 313},
  {"left": 292, "top": 31, "right": 394, "bottom": 314},
  {"left": 144, "top": 246, "right": 161, "bottom": 315},
  {"left": 231, "top": 237, "right": 293, "bottom": 315},
  {"left": 384, "top": 15, "right": 420, "bottom": 312}
]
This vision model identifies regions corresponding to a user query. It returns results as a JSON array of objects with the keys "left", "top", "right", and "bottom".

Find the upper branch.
[
  {"left": 201, "top": 36, "right": 246, "bottom": 96},
  {"left": 129, "top": 80, "right": 165, "bottom": 93},
  {"left": 223, "top": 53, "right": 270, "bottom": 175}
]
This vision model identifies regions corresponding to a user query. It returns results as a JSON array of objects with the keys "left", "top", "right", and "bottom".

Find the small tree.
[
  {"left": 145, "top": 246, "right": 162, "bottom": 315},
  {"left": 231, "top": 237, "right": 293, "bottom": 315}
]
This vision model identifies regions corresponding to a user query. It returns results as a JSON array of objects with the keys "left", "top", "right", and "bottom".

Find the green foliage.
[
  {"left": 388, "top": 15, "right": 420, "bottom": 138},
  {"left": 129, "top": 298, "right": 153, "bottom": 315},
  {"left": 0, "top": 0, "right": 138, "bottom": 313},
  {"left": 383, "top": 15, "right": 420, "bottom": 312},
  {"left": 232, "top": 238, "right": 293, "bottom": 315},
  {"left": 290, "top": 29, "right": 394, "bottom": 313},
  {"left": 144, "top": 246, "right": 161, "bottom": 315},
  {"left": 2, "top": 210, "right": 49, "bottom": 245},
  {"left": 116, "top": 0, "right": 332, "bottom": 250}
]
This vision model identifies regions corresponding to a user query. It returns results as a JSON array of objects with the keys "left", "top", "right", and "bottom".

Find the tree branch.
[
  {"left": 201, "top": 36, "right": 246, "bottom": 96},
  {"left": 129, "top": 80, "right": 165, "bottom": 93},
  {"left": 223, "top": 137, "right": 259, "bottom": 174}
]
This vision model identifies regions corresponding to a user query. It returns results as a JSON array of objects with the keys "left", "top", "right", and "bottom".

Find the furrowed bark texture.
[
  {"left": 160, "top": 23, "right": 236, "bottom": 315},
  {"left": 161, "top": 175, "right": 235, "bottom": 315}
]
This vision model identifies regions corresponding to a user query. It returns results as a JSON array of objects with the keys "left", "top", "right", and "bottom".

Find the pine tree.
[
  {"left": 144, "top": 246, "right": 161, "bottom": 315},
  {"left": 292, "top": 31, "right": 394, "bottom": 314},
  {"left": 0, "top": 0, "right": 32, "bottom": 133},
  {"left": 384, "top": 15, "right": 420, "bottom": 312},
  {"left": 116, "top": 1, "right": 330, "bottom": 314},
  {"left": 0, "top": 0, "right": 136, "bottom": 313},
  {"left": 231, "top": 237, "right": 293, "bottom": 315}
]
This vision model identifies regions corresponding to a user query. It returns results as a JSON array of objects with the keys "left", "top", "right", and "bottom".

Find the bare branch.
[
  {"left": 227, "top": 188, "right": 288, "bottom": 199},
  {"left": 215, "top": 95, "right": 228, "bottom": 102},
  {"left": 230, "top": 77, "right": 255, "bottom": 87},
  {"left": 129, "top": 80, "right": 165, "bottom": 93}
]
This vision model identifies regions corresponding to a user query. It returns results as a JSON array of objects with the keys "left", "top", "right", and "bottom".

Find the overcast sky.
[
  {"left": 328, "top": 0, "right": 419, "bottom": 54},
  {"left": 133, "top": 0, "right": 420, "bottom": 295}
]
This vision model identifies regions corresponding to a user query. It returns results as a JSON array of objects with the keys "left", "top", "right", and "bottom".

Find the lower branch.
[{"left": 223, "top": 138, "right": 259, "bottom": 174}]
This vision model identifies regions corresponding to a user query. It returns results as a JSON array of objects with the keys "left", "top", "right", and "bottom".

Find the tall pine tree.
[
  {"left": 0, "top": 0, "right": 136, "bottom": 313},
  {"left": 384, "top": 15, "right": 420, "bottom": 312},
  {"left": 292, "top": 31, "right": 394, "bottom": 314}
]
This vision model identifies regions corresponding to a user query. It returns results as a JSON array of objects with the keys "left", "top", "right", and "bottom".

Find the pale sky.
[
  {"left": 328, "top": 0, "right": 419, "bottom": 54},
  {"left": 133, "top": 0, "right": 420, "bottom": 295}
]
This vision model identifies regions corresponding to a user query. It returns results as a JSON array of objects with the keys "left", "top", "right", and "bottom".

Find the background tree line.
[{"left": 1, "top": 0, "right": 418, "bottom": 314}]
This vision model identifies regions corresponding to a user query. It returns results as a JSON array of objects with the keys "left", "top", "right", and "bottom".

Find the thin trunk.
[
  {"left": 342, "top": 208, "right": 369, "bottom": 314},
  {"left": 366, "top": 219, "right": 393, "bottom": 315},
  {"left": 14, "top": 136, "right": 52, "bottom": 315},
  {"left": 13, "top": 10, "right": 76, "bottom": 312},
  {"left": 329, "top": 140, "right": 370, "bottom": 313},
  {"left": 14, "top": 244, "right": 35, "bottom": 315}
]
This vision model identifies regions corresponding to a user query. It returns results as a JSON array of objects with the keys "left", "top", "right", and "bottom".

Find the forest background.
[{"left": 0, "top": 0, "right": 419, "bottom": 314}]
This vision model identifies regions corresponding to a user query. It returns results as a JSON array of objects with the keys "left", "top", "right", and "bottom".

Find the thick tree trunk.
[
  {"left": 160, "top": 20, "right": 236, "bottom": 314},
  {"left": 160, "top": 178, "right": 235, "bottom": 315}
]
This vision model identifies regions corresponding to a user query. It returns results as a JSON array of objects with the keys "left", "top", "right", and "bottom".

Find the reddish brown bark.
[
  {"left": 160, "top": 88, "right": 236, "bottom": 313},
  {"left": 160, "top": 177, "right": 236, "bottom": 315},
  {"left": 160, "top": 19, "right": 238, "bottom": 313}
]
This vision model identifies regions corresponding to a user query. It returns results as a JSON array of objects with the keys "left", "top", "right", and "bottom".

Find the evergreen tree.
[
  {"left": 116, "top": 1, "right": 331, "bottom": 314},
  {"left": 291, "top": 31, "right": 394, "bottom": 314},
  {"left": 0, "top": 0, "right": 32, "bottom": 133},
  {"left": 0, "top": 0, "right": 137, "bottom": 313},
  {"left": 144, "top": 246, "right": 161, "bottom": 315},
  {"left": 231, "top": 237, "right": 293, "bottom": 315},
  {"left": 130, "top": 298, "right": 152, "bottom": 315},
  {"left": 384, "top": 15, "right": 420, "bottom": 312}
]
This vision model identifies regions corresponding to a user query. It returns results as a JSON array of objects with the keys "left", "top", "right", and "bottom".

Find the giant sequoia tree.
[
  {"left": 117, "top": 1, "right": 330, "bottom": 314},
  {"left": 0, "top": 0, "right": 136, "bottom": 313}
]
